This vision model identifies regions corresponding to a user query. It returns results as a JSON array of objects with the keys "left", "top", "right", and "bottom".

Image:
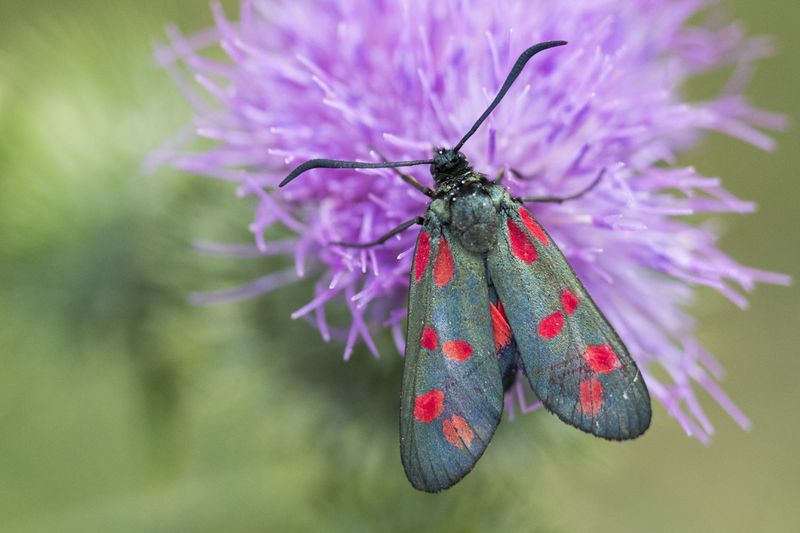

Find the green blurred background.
[{"left": 0, "top": 1, "right": 797, "bottom": 531}]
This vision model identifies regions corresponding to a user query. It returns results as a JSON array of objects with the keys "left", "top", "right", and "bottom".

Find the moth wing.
[
  {"left": 488, "top": 283, "right": 520, "bottom": 392},
  {"left": 400, "top": 218, "right": 503, "bottom": 492},
  {"left": 486, "top": 199, "right": 651, "bottom": 439}
]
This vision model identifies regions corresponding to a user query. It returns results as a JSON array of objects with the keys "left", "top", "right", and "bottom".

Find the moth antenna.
[
  {"left": 279, "top": 158, "right": 435, "bottom": 187},
  {"left": 452, "top": 40, "right": 567, "bottom": 153},
  {"left": 281, "top": 41, "right": 566, "bottom": 187}
]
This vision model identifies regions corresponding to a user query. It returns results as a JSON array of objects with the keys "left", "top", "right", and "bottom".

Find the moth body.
[{"left": 279, "top": 41, "right": 652, "bottom": 493}]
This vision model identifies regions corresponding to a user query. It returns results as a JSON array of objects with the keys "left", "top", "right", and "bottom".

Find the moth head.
[{"left": 431, "top": 148, "right": 469, "bottom": 180}]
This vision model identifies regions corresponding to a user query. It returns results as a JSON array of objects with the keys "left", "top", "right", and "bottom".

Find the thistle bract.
[{"left": 155, "top": 0, "right": 790, "bottom": 442}]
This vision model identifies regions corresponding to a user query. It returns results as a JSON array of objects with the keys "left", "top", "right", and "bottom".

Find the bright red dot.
[
  {"left": 414, "top": 389, "right": 445, "bottom": 423},
  {"left": 421, "top": 326, "right": 438, "bottom": 350},
  {"left": 583, "top": 344, "right": 622, "bottom": 373},
  {"left": 442, "top": 340, "right": 473, "bottom": 362},
  {"left": 538, "top": 311, "right": 564, "bottom": 339},
  {"left": 562, "top": 289, "right": 579, "bottom": 315},
  {"left": 518, "top": 207, "right": 549, "bottom": 246},
  {"left": 490, "top": 301, "right": 512, "bottom": 351},
  {"left": 442, "top": 415, "right": 474, "bottom": 450},
  {"left": 507, "top": 220, "right": 537, "bottom": 263},
  {"left": 433, "top": 237, "right": 454, "bottom": 287},
  {"left": 414, "top": 231, "right": 430, "bottom": 283},
  {"left": 579, "top": 377, "right": 604, "bottom": 416}
]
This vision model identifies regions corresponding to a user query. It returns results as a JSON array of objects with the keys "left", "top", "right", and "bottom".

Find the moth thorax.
[{"left": 449, "top": 186, "right": 500, "bottom": 254}]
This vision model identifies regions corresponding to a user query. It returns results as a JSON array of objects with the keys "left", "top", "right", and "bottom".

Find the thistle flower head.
[{"left": 155, "top": 0, "right": 790, "bottom": 442}]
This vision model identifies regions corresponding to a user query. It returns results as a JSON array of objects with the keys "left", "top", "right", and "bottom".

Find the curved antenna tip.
[{"left": 453, "top": 40, "right": 568, "bottom": 152}]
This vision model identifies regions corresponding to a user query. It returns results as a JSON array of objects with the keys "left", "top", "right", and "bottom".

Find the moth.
[{"left": 280, "top": 41, "right": 651, "bottom": 492}]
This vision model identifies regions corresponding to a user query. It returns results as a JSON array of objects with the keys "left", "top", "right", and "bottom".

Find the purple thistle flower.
[{"left": 154, "top": 0, "right": 790, "bottom": 443}]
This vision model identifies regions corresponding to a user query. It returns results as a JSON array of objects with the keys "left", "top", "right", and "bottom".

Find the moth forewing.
[
  {"left": 486, "top": 196, "right": 651, "bottom": 439},
  {"left": 400, "top": 218, "right": 504, "bottom": 492}
]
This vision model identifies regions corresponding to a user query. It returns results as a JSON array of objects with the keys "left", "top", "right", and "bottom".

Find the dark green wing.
[
  {"left": 486, "top": 196, "right": 651, "bottom": 440},
  {"left": 400, "top": 216, "right": 504, "bottom": 492}
]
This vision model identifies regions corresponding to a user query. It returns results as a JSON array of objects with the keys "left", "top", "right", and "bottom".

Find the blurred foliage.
[{"left": 0, "top": 1, "right": 797, "bottom": 532}]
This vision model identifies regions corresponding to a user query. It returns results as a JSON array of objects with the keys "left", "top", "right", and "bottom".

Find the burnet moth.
[{"left": 280, "top": 41, "right": 651, "bottom": 492}]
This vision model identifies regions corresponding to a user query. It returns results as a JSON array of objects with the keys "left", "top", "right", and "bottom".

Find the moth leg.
[
  {"left": 372, "top": 148, "right": 434, "bottom": 197},
  {"left": 331, "top": 216, "right": 424, "bottom": 248},
  {"left": 518, "top": 168, "right": 605, "bottom": 204},
  {"left": 494, "top": 167, "right": 506, "bottom": 184},
  {"left": 509, "top": 168, "right": 542, "bottom": 181}
]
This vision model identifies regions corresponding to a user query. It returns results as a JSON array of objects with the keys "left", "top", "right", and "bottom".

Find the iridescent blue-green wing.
[
  {"left": 400, "top": 217, "right": 504, "bottom": 493},
  {"left": 486, "top": 197, "right": 651, "bottom": 440}
]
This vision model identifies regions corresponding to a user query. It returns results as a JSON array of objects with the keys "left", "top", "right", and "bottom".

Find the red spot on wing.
[
  {"left": 490, "top": 301, "right": 513, "bottom": 351},
  {"left": 414, "top": 231, "right": 430, "bottom": 283},
  {"left": 518, "top": 207, "right": 549, "bottom": 246},
  {"left": 579, "top": 377, "right": 604, "bottom": 415},
  {"left": 421, "top": 326, "right": 438, "bottom": 350},
  {"left": 562, "top": 289, "right": 579, "bottom": 315},
  {"left": 538, "top": 311, "right": 564, "bottom": 339},
  {"left": 442, "top": 340, "right": 473, "bottom": 362},
  {"left": 442, "top": 415, "right": 474, "bottom": 450},
  {"left": 507, "top": 220, "right": 537, "bottom": 263},
  {"left": 414, "top": 389, "right": 445, "bottom": 423},
  {"left": 583, "top": 344, "right": 622, "bottom": 373},
  {"left": 433, "top": 236, "right": 454, "bottom": 287}
]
